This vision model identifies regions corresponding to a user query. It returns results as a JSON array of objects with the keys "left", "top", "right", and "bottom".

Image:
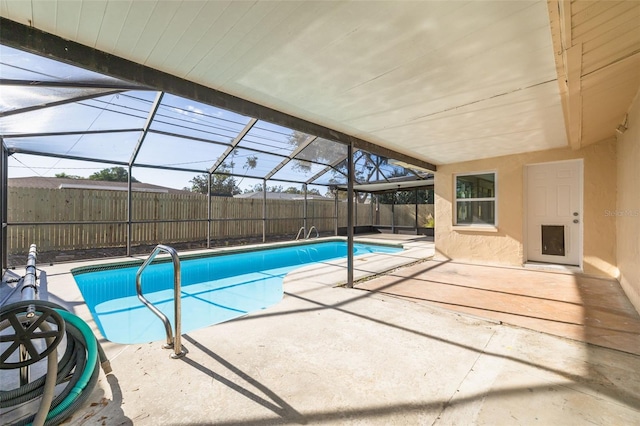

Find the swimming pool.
[{"left": 72, "top": 240, "right": 402, "bottom": 344}]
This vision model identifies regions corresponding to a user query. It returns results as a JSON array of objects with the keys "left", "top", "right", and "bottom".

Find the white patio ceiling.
[{"left": 1, "top": 0, "right": 638, "bottom": 167}]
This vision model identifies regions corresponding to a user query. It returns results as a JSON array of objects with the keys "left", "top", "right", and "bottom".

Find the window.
[{"left": 454, "top": 172, "right": 496, "bottom": 226}]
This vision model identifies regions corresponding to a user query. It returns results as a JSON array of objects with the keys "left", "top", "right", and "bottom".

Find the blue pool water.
[{"left": 72, "top": 240, "right": 401, "bottom": 344}]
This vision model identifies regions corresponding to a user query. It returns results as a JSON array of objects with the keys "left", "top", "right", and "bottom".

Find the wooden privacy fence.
[
  {"left": 7, "top": 187, "right": 433, "bottom": 254},
  {"left": 339, "top": 202, "right": 435, "bottom": 228}
]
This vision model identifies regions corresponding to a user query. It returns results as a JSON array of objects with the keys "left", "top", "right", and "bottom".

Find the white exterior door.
[{"left": 526, "top": 160, "right": 582, "bottom": 266}]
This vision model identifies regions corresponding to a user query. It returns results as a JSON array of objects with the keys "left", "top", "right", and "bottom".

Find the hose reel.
[
  {"left": 0, "top": 245, "right": 111, "bottom": 426},
  {"left": 0, "top": 303, "right": 65, "bottom": 368}
]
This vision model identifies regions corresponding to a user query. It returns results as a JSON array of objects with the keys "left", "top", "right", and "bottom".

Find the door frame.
[{"left": 524, "top": 159, "right": 584, "bottom": 268}]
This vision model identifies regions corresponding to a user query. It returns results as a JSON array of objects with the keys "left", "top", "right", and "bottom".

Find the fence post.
[
  {"left": 415, "top": 189, "right": 419, "bottom": 235},
  {"left": 262, "top": 179, "right": 267, "bottom": 243},
  {"left": 207, "top": 173, "right": 212, "bottom": 248},
  {"left": 127, "top": 167, "right": 132, "bottom": 256},
  {"left": 334, "top": 190, "right": 338, "bottom": 236},
  {"left": 370, "top": 196, "right": 373, "bottom": 227},
  {"left": 391, "top": 194, "right": 395, "bottom": 234},
  {"left": 303, "top": 183, "right": 307, "bottom": 235}
]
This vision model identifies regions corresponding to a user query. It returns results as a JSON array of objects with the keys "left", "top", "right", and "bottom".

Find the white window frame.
[{"left": 453, "top": 171, "right": 497, "bottom": 228}]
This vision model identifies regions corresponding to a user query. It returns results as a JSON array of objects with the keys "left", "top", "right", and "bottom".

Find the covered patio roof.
[{"left": 2, "top": 1, "right": 637, "bottom": 169}]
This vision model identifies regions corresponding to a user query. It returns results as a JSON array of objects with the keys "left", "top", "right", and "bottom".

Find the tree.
[
  {"left": 286, "top": 130, "right": 343, "bottom": 174},
  {"left": 246, "top": 183, "right": 265, "bottom": 193},
  {"left": 189, "top": 174, "right": 210, "bottom": 194},
  {"left": 189, "top": 173, "right": 241, "bottom": 196},
  {"left": 285, "top": 131, "right": 420, "bottom": 203},
  {"left": 268, "top": 185, "right": 284, "bottom": 193},
  {"left": 189, "top": 163, "right": 241, "bottom": 196},
  {"left": 244, "top": 184, "right": 322, "bottom": 196},
  {"left": 89, "top": 167, "right": 138, "bottom": 182},
  {"left": 55, "top": 172, "right": 83, "bottom": 179},
  {"left": 283, "top": 186, "right": 321, "bottom": 196}
]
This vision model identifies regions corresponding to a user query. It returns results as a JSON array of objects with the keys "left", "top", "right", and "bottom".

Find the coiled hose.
[{"left": 0, "top": 300, "right": 111, "bottom": 426}]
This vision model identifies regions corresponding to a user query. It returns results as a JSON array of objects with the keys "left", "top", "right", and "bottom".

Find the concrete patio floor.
[
  {"left": 356, "top": 255, "right": 640, "bottom": 357},
  {"left": 2, "top": 235, "right": 639, "bottom": 424}
]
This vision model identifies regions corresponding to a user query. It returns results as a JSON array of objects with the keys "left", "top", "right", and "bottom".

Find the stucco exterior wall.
[
  {"left": 616, "top": 90, "right": 640, "bottom": 313},
  {"left": 435, "top": 138, "right": 617, "bottom": 278}
]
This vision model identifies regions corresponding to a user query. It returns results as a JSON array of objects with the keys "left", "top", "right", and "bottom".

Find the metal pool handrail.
[
  {"left": 135, "top": 244, "right": 186, "bottom": 359},
  {"left": 306, "top": 226, "right": 319, "bottom": 239},
  {"left": 296, "top": 225, "right": 319, "bottom": 240}
]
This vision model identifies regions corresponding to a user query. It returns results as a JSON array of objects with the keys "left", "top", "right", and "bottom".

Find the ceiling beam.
[
  {"left": 547, "top": 0, "right": 570, "bottom": 148},
  {"left": 0, "top": 88, "right": 125, "bottom": 118},
  {"left": 558, "top": 0, "right": 581, "bottom": 149},
  {"left": 0, "top": 17, "right": 437, "bottom": 172},
  {"left": 0, "top": 78, "right": 149, "bottom": 90},
  {"left": 558, "top": 0, "right": 572, "bottom": 53},
  {"left": 566, "top": 43, "right": 583, "bottom": 150},
  {"left": 547, "top": 0, "right": 582, "bottom": 150}
]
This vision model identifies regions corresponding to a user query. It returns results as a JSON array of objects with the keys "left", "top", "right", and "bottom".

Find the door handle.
[{"left": 573, "top": 219, "right": 579, "bottom": 224}]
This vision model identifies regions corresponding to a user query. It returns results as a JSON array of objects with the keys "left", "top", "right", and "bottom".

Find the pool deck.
[{"left": 1, "top": 235, "right": 639, "bottom": 424}]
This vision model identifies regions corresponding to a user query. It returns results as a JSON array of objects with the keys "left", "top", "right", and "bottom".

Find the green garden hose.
[
  {"left": 0, "top": 300, "right": 110, "bottom": 426},
  {"left": 43, "top": 309, "right": 99, "bottom": 423}
]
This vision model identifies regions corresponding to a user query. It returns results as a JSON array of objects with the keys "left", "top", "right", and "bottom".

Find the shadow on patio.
[{"left": 356, "top": 260, "right": 640, "bottom": 356}]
